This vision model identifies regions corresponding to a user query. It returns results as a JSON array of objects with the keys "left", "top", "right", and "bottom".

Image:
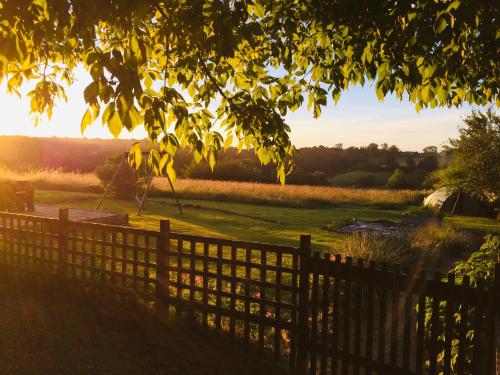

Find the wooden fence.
[{"left": 0, "top": 209, "right": 498, "bottom": 374}]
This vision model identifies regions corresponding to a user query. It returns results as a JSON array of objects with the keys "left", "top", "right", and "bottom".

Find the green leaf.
[
  {"left": 80, "top": 107, "right": 93, "bottom": 133},
  {"left": 109, "top": 111, "right": 123, "bottom": 138},
  {"left": 253, "top": 1, "right": 264, "bottom": 18}
]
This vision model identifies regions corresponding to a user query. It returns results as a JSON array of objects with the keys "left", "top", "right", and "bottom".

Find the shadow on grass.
[{"left": 0, "top": 277, "right": 289, "bottom": 375}]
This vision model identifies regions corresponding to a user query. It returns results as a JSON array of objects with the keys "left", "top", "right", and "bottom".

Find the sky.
[{"left": 0, "top": 71, "right": 479, "bottom": 152}]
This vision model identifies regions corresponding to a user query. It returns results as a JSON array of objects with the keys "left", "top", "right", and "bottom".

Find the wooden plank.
[
  {"left": 457, "top": 275, "right": 470, "bottom": 375},
  {"left": 378, "top": 263, "right": 388, "bottom": 367},
  {"left": 341, "top": 257, "right": 352, "bottom": 375},
  {"left": 471, "top": 278, "right": 484, "bottom": 375},
  {"left": 290, "top": 252, "right": 299, "bottom": 370},
  {"left": 297, "top": 234, "right": 311, "bottom": 374},
  {"left": 331, "top": 255, "right": 341, "bottom": 375},
  {"left": 215, "top": 244, "right": 223, "bottom": 336},
  {"left": 202, "top": 242, "right": 209, "bottom": 328},
  {"left": 229, "top": 245, "right": 237, "bottom": 340},
  {"left": 390, "top": 265, "right": 401, "bottom": 367},
  {"left": 443, "top": 273, "right": 455, "bottom": 375},
  {"left": 310, "top": 252, "right": 320, "bottom": 375},
  {"left": 365, "top": 260, "right": 375, "bottom": 375},
  {"left": 275, "top": 251, "right": 283, "bottom": 361},
  {"left": 429, "top": 272, "right": 442, "bottom": 374},
  {"left": 244, "top": 245, "right": 251, "bottom": 346},
  {"left": 259, "top": 247, "right": 266, "bottom": 350},
  {"left": 320, "top": 254, "right": 330, "bottom": 375},
  {"left": 402, "top": 267, "right": 412, "bottom": 372},
  {"left": 415, "top": 271, "right": 426, "bottom": 375},
  {"left": 353, "top": 259, "right": 363, "bottom": 375}
]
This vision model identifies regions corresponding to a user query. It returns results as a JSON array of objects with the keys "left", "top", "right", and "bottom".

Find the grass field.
[
  {"left": 36, "top": 190, "right": 499, "bottom": 254},
  {"left": 0, "top": 167, "right": 426, "bottom": 208}
]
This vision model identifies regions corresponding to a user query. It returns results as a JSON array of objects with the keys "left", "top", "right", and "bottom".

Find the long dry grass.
[
  {"left": 0, "top": 168, "right": 426, "bottom": 208},
  {"left": 0, "top": 167, "right": 101, "bottom": 192},
  {"left": 153, "top": 178, "right": 426, "bottom": 208}
]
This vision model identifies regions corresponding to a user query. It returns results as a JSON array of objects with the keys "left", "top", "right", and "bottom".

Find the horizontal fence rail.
[{"left": 0, "top": 208, "right": 497, "bottom": 374}]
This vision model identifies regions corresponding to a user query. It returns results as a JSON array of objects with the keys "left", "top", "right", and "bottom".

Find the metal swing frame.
[{"left": 95, "top": 152, "right": 183, "bottom": 215}]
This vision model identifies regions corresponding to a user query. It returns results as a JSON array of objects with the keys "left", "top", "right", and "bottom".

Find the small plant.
[
  {"left": 410, "top": 223, "right": 473, "bottom": 260},
  {"left": 333, "top": 232, "right": 415, "bottom": 266}
]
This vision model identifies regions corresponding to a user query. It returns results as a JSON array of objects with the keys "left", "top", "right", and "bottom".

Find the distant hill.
[
  {"left": 0, "top": 136, "right": 449, "bottom": 188},
  {"left": 0, "top": 136, "right": 145, "bottom": 172}
]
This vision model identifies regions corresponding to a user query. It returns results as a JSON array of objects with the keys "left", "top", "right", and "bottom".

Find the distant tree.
[
  {"left": 380, "top": 143, "right": 389, "bottom": 151},
  {"left": 334, "top": 143, "right": 343, "bottom": 150},
  {"left": 387, "top": 169, "right": 407, "bottom": 189},
  {"left": 418, "top": 155, "right": 438, "bottom": 172},
  {"left": 367, "top": 143, "right": 379, "bottom": 151},
  {"left": 436, "top": 109, "right": 500, "bottom": 200},
  {"left": 423, "top": 146, "right": 438, "bottom": 153},
  {"left": 405, "top": 156, "right": 416, "bottom": 170},
  {"left": 1, "top": 0, "right": 497, "bottom": 183}
]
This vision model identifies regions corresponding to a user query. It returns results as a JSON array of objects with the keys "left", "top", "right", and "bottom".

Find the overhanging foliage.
[{"left": 0, "top": 0, "right": 498, "bottom": 182}]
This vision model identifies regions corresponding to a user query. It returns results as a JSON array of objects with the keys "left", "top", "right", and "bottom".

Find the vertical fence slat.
[
  {"left": 202, "top": 241, "right": 209, "bottom": 328},
  {"left": 230, "top": 245, "right": 237, "bottom": 341},
  {"left": 378, "top": 263, "right": 388, "bottom": 367},
  {"left": 390, "top": 264, "right": 400, "bottom": 368},
  {"left": 310, "top": 252, "right": 320, "bottom": 375},
  {"left": 415, "top": 270, "right": 426, "bottom": 375},
  {"left": 443, "top": 272, "right": 455, "bottom": 375},
  {"left": 341, "top": 257, "right": 352, "bottom": 375},
  {"left": 244, "top": 245, "right": 251, "bottom": 346},
  {"left": 215, "top": 243, "right": 222, "bottom": 336},
  {"left": 472, "top": 278, "right": 484, "bottom": 375},
  {"left": 457, "top": 275, "right": 470, "bottom": 375},
  {"left": 275, "top": 251, "right": 283, "bottom": 362},
  {"left": 402, "top": 267, "right": 412, "bottom": 372},
  {"left": 353, "top": 259, "right": 363, "bottom": 375},
  {"left": 320, "top": 254, "right": 329, "bottom": 375},
  {"left": 365, "top": 260, "right": 375, "bottom": 375},
  {"left": 259, "top": 247, "right": 266, "bottom": 350},
  {"left": 331, "top": 255, "right": 341, "bottom": 375},
  {"left": 429, "top": 271, "right": 442, "bottom": 375},
  {"left": 297, "top": 234, "right": 311, "bottom": 375}
]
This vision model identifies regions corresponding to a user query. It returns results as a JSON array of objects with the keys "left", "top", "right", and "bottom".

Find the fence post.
[
  {"left": 157, "top": 220, "right": 170, "bottom": 314},
  {"left": 494, "top": 264, "right": 499, "bottom": 375},
  {"left": 57, "top": 208, "right": 69, "bottom": 277},
  {"left": 297, "top": 234, "right": 312, "bottom": 374}
]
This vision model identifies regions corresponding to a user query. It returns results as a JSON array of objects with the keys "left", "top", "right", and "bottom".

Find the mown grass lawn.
[
  {"left": 0, "top": 276, "right": 288, "bottom": 375},
  {"left": 35, "top": 190, "right": 499, "bottom": 253}
]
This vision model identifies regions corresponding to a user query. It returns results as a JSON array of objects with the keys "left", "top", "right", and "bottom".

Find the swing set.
[{"left": 95, "top": 152, "right": 183, "bottom": 215}]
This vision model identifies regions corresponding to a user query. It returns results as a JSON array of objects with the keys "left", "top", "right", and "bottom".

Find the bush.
[
  {"left": 386, "top": 168, "right": 407, "bottom": 189},
  {"left": 423, "top": 235, "right": 499, "bottom": 374},
  {"left": 95, "top": 155, "right": 140, "bottom": 199},
  {"left": 332, "top": 223, "right": 473, "bottom": 268},
  {"left": 410, "top": 223, "right": 473, "bottom": 262},
  {"left": 333, "top": 232, "right": 415, "bottom": 266}
]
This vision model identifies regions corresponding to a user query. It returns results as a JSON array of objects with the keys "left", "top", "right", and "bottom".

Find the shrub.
[
  {"left": 410, "top": 223, "right": 473, "bottom": 261},
  {"left": 386, "top": 168, "right": 407, "bottom": 189},
  {"left": 95, "top": 155, "right": 140, "bottom": 199},
  {"left": 333, "top": 232, "right": 415, "bottom": 266},
  {"left": 332, "top": 223, "right": 473, "bottom": 268},
  {"left": 423, "top": 235, "right": 499, "bottom": 373}
]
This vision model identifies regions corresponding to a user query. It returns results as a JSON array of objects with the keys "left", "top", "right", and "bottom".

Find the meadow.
[
  {"left": 1, "top": 167, "right": 425, "bottom": 207},
  {"left": 2, "top": 167, "right": 498, "bottom": 270}
]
